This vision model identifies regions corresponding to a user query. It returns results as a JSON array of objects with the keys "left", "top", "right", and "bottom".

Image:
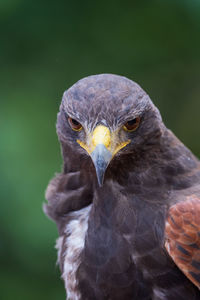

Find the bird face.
[
  {"left": 57, "top": 74, "right": 162, "bottom": 186},
  {"left": 76, "top": 123, "right": 136, "bottom": 186}
]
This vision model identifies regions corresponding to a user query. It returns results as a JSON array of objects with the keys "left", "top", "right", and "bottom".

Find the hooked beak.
[
  {"left": 91, "top": 144, "right": 112, "bottom": 186},
  {"left": 77, "top": 125, "right": 130, "bottom": 187}
]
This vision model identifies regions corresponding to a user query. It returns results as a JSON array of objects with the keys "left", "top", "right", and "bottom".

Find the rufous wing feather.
[{"left": 165, "top": 195, "right": 200, "bottom": 289}]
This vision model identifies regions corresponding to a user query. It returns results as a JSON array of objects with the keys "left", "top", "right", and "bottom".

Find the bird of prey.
[{"left": 44, "top": 74, "right": 200, "bottom": 300}]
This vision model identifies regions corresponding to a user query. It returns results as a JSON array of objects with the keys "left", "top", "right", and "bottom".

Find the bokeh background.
[{"left": 1, "top": 0, "right": 200, "bottom": 299}]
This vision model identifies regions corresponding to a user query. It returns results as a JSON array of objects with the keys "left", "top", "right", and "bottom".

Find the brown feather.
[{"left": 165, "top": 195, "right": 200, "bottom": 289}]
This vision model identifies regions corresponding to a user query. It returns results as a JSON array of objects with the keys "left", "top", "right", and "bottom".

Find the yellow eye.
[
  {"left": 68, "top": 117, "right": 82, "bottom": 131},
  {"left": 123, "top": 117, "right": 140, "bottom": 132}
]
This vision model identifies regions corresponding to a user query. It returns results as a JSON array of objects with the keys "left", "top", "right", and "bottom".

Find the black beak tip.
[
  {"left": 96, "top": 170, "right": 105, "bottom": 187},
  {"left": 95, "top": 161, "right": 107, "bottom": 187}
]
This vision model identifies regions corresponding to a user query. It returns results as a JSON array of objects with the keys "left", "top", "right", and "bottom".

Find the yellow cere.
[
  {"left": 77, "top": 125, "right": 111, "bottom": 154},
  {"left": 77, "top": 125, "right": 131, "bottom": 157},
  {"left": 92, "top": 125, "right": 111, "bottom": 148}
]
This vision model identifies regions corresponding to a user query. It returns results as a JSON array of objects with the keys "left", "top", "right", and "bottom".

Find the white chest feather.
[{"left": 61, "top": 205, "right": 91, "bottom": 300}]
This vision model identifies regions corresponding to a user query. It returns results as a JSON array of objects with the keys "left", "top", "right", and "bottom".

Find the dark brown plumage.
[{"left": 44, "top": 74, "right": 200, "bottom": 299}]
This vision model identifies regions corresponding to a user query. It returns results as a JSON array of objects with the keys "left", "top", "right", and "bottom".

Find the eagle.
[{"left": 44, "top": 74, "right": 200, "bottom": 300}]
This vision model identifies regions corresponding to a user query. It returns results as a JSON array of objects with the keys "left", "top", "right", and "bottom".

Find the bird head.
[{"left": 57, "top": 74, "right": 163, "bottom": 186}]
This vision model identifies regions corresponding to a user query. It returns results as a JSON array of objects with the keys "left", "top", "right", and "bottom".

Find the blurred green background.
[{"left": 0, "top": 0, "right": 200, "bottom": 299}]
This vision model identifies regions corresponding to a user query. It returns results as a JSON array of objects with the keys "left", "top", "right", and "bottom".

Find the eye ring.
[
  {"left": 68, "top": 117, "right": 82, "bottom": 131},
  {"left": 123, "top": 117, "right": 140, "bottom": 132}
]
